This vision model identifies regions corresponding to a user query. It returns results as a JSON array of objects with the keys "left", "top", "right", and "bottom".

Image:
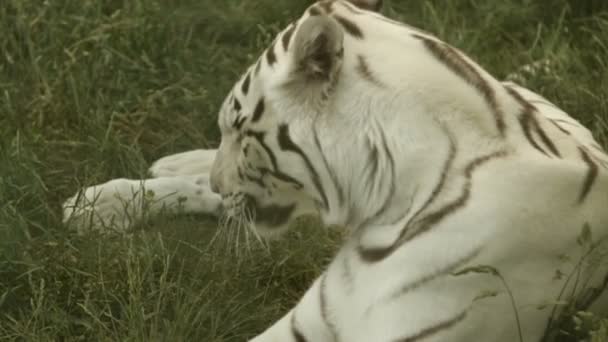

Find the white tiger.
[{"left": 63, "top": 0, "right": 608, "bottom": 340}]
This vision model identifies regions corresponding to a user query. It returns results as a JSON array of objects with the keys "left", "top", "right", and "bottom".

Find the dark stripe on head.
[
  {"left": 308, "top": 6, "right": 322, "bottom": 16},
  {"left": 244, "top": 130, "right": 304, "bottom": 189},
  {"left": 233, "top": 97, "right": 241, "bottom": 112},
  {"left": 394, "top": 311, "right": 467, "bottom": 342},
  {"left": 334, "top": 15, "right": 364, "bottom": 39},
  {"left": 357, "top": 55, "right": 384, "bottom": 87},
  {"left": 359, "top": 150, "right": 508, "bottom": 263},
  {"left": 350, "top": 0, "right": 383, "bottom": 12},
  {"left": 414, "top": 35, "right": 505, "bottom": 136},
  {"left": 254, "top": 58, "right": 262, "bottom": 75},
  {"left": 259, "top": 166, "right": 304, "bottom": 189},
  {"left": 266, "top": 40, "right": 277, "bottom": 66},
  {"left": 241, "top": 72, "right": 251, "bottom": 95},
  {"left": 282, "top": 23, "right": 296, "bottom": 51},
  {"left": 251, "top": 97, "right": 265, "bottom": 123},
  {"left": 233, "top": 116, "right": 247, "bottom": 130},
  {"left": 319, "top": 0, "right": 334, "bottom": 13},
  {"left": 278, "top": 124, "right": 329, "bottom": 210},
  {"left": 291, "top": 314, "right": 309, "bottom": 342},
  {"left": 243, "top": 171, "right": 264, "bottom": 188},
  {"left": 245, "top": 130, "right": 277, "bottom": 169},
  {"left": 578, "top": 147, "right": 598, "bottom": 204}
]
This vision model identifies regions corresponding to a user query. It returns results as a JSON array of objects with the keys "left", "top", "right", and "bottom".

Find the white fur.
[{"left": 63, "top": 0, "right": 608, "bottom": 340}]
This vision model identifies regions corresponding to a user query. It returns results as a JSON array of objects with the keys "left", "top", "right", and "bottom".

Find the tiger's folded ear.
[
  {"left": 348, "top": 0, "right": 383, "bottom": 12},
  {"left": 291, "top": 14, "right": 344, "bottom": 83}
]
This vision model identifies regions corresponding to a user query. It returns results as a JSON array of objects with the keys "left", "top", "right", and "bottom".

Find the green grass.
[{"left": 1, "top": 0, "right": 607, "bottom": 340}]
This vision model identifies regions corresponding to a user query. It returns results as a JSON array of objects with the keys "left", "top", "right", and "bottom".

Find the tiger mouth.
[{"left": 223, "top": 193, "right": 296, "bottom": 228}]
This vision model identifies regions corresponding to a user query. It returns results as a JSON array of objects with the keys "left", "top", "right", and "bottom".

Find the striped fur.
[
  {"left": 58, "top": 0, "right": 608, "bottom": 341},
  {"left": 206, "top": 1, "right": 608, "bottom": 341},
  {"left": 62, "top": 0, "right": 608, "bottom": 339}
]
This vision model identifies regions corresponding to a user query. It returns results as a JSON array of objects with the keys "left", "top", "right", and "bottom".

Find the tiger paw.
[{"left": 63, "top": 176, "right": 222, "bottom": 234}]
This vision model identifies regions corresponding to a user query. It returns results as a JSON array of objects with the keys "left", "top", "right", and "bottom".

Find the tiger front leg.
[
  {"left": 250, "top": 276, "right": 335, "bottom": 342},
  {"left": 63, "top": 174, "right": 222, "bottom": 234}
]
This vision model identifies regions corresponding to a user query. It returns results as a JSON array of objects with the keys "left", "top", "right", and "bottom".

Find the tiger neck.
[{"left": 316, "top": 112, "right": 463, "bottom": 233}]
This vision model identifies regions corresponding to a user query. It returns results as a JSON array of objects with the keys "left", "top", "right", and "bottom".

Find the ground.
[{"left": 0, "top": 0, "right": 607, "bottom": 340}]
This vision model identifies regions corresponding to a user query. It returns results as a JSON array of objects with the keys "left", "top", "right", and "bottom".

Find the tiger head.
[{"left": 210, "top": 0, "right": 389, "bottom": 237}]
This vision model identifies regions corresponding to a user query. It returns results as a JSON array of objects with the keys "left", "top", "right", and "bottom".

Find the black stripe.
[
  {"left": 506, "top": 85, "right": 561, "bottom": 157},
  {"left": 365, "top": 139, "right": 380, "bottom": 190},
  {"left": 282, "top": 24, "right": 296, "bottom": 51},
  {"left": 363, "top": 128, "right": 397, "bottom": 225},
  {"left": 254, "top": 58, "right": 262, "bottom": 75},
  {"left": 409, "top": 151, "right": 508, "bottom": 241},
  {"left": 393, "top": 311, "right": 467, "bottom": 342},
  {"left": 251, "top": 97, "right": 265, "bottom": 122},
  {"left": 233, "top": 116, "right": 246, "bottom": 130},
  {"left": 578, "top": 147, "right": 598, "bottom": 204},
  {"left": 243, "top": 171, "right": 264, "bottom": 188},
  {"left": 258, "top": 166, "right": 304, "bottom": 189},
  {"left": 241, "top": 72, "right": 251, "bottom": 95},
  {"left": 334, "top": 15, "right": 364, "bottom": 39},
  {"left": 406, "top": 132, "right": 457, "bottom": 229},
  {"left": 308, "top": 6, "right": 322, "bottom": 16},
  {"left": 530, "top": 115, "right": 561, "bottom": 157},
  {"left": 356, "top": 55, "right": 384, "bottom": 87},
  {"left": 233, "top": 97, "right": 241, "bottom": 112},
  {"left": 266, "top": 40, "right": 277, "bottom": 66},
  {"left": 291, "top": 314, "right": 308, "bottom": 342},
  {"left": 549, "top": 120, "right": 571, "bottom": 135},
  {"left": 518, "top": 112, "right": 549, "bottom": 157},
  {"left": 245, "top": 130, "right": 277, "bottom": 169},
  {"left": 320, "top": 274, "right": 340, "bottom": 339},
  {"left": 313, "top": 129, "right": 345, "bottom": 208},
  {"left": 350, "top": 0, "right": 383, "bottom": 12},
  {"left": 414, "top": 35, "right": 506, "bottom": 136},
  {"left": 388, "top": 248, "right": 480, "bottom": 301},
  {"left": 244, "top": 130, "right": 304, "bottom": 189},
  {"left": 278, "top": 124, "right": 329, "bottom": 210},
  {"left": 360, "top": 150, "right": 508, "bottom": 263}
]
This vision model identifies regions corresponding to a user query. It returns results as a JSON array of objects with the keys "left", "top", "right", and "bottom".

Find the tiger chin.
[{"left": 64, "top": 0, "right": 608, "bottom": 341}]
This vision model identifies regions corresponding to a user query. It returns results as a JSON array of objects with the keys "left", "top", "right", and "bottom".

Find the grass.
[{"left": 0, "top": 0, "right": 607, "bottom": 340}]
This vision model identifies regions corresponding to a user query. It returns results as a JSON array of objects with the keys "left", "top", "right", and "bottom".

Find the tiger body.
[{"left": 63, "top": 0, "right": 608, "bottom": 341}]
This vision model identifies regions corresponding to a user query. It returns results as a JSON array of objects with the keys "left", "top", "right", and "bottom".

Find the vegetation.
[{"left": 1, "top": 0, "right": 607, "bottom": 340}]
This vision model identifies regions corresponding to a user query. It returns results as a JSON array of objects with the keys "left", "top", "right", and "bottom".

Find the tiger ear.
[
  {"left": 347, "top": 0, "right": 383, "bottom": 12},
  {"left": 291, "top": 14, "right": 344, "bottom": 82}
]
